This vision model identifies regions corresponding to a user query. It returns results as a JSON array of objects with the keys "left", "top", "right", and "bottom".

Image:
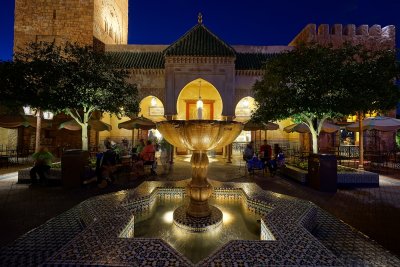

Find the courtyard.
[{"left": 0, "top": 155, "right": 399, "bottom": 265}]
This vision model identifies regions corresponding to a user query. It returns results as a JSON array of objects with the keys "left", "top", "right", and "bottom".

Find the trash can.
[
  {"left": 308, "top": 154, "right": 337, "bottom": 192},
  {"left": 61, "top": 149, "right": 89, "bottom": 188}
]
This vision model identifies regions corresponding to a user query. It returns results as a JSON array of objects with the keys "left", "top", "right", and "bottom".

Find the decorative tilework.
[
  {"left": 173, "top": 205, "right": 223, "bottom": 232},
  {"left": 0, "top": 180, "right": 399, "bottom": 266}
]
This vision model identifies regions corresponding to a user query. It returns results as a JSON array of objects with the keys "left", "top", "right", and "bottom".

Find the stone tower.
[{"left": 14, "top": 0, "right": 128, "bottom": 52}]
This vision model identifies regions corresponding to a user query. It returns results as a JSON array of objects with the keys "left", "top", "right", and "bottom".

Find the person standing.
[{"left": 30, "top": 147, "right": 54, "bottom": 185}]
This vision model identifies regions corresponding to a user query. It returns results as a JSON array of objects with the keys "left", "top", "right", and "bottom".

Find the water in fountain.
[{"left": 134, "top": 196, "right": 262, "bottom": 263}]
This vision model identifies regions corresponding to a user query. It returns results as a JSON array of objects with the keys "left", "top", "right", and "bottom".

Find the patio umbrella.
[
  {"left": 58, "top": 119, "right": 112, "bottom": 131},
  {"left": 284, "top": 122, "right": 340, "bottom": 133},
  {"left": 118, "top": 116, "right": 156, "bottom": 130},
  {"left": 243, "top": 121, "right": 279, "bottom": 131},
  {"left": 0, "top": 114, "right": 52, "bottom": 128},
  {"left": 346, "top": 116, "right": 400, "bottom": 132}
]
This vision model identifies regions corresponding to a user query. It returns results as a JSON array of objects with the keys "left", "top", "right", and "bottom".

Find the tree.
[
  {"left": 252, "top": 44, "right": 400, "bottom": 154},
  {"left": 50, "top": 43, "right": 139, "bottom": 150},
  {"left": 7, "top": 42, "right": 139, "bottom": 151},
  {"left": 2, "top": 42, "right": 66, "bottom": 151},
  {"left": 252, "top": 44, "right": 347, "bottom": 153},
  {"left": 340, "top": 45, "right": 400, "bottom": 168}
]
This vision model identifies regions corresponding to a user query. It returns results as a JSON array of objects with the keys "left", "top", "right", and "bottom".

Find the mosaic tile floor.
[
  {"left": 0, "top": 177, "right": 399, "bottom": 266},
  {"left": 1, "top": 155, "right": 400, "bottom": 266}
]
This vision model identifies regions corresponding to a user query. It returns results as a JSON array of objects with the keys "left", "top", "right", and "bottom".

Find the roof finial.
[{"left": 198, "top": 12, "right": 203, "bottom": 24}]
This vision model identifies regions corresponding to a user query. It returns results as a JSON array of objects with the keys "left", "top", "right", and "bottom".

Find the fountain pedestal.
[{"left": 156, "top": 120, "right": 243, "bottom": 232}]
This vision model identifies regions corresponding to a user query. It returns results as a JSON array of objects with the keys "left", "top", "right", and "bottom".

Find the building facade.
[{"left": 4, "top": 0, "right": 396, "bottom": 154}]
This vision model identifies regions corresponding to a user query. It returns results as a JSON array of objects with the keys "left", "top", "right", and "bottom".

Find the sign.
[
  {"left": 149, "top": 107, "right": 164, "bottom": 116},
  {"left": 235, "top": 108, "right": 251, "bottom": 117}
]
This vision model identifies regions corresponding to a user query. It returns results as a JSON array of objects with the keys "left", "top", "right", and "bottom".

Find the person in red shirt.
[
  {"left": 259, "top": 140, "right": 276, "bottom": 176},
  {"left": 140, "top": 140, "right": 157, "bottom": 175}
]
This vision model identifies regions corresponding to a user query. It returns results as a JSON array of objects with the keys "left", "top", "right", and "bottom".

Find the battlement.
[{"left": 289, "top": 24, "right": 395, "bottom": 49}]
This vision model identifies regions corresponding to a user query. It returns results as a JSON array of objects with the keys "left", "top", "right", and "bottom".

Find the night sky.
[{"left": 1, "top": 0, "right": 400, "bottom": 61}]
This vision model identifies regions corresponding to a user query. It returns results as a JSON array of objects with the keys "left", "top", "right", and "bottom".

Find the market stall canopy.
[
  {"left": 118, "top": 116, "right": 156, "bottom": 130},
  {"left": 243, "top": 121, "right": 279, "bottom": 131},
  {"left": 58, "top": 119, "right": 112, "bottom": 132},
  {"left": 0, "top": 114, "right": 52, "bottom": 128},
  {"left": 284, "top": 122, "right": 340, "bottom": 133},
  {"left": 346, "top": 116, "right": 400, "bottom": 132}
]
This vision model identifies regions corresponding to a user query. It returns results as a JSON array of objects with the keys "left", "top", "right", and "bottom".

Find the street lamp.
[{"left": 23, "top": 106, "right": 54, "bottom": 152}]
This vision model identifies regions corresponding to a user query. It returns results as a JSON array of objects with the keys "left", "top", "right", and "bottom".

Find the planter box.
[
  {"left": 282, "top": 164, "right": 379, "bottom": 188},
  {"left": 337, "top": 168, "right": 379, "bottom": 187},
  {"left": 280, "top": 165, "right": 308, "bottom": 184}
]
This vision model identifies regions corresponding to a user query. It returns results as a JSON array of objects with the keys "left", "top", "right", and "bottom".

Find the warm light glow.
[
  {"left": 242, "top": 97, "right": 249, "bottom": 109},
  {"left": 42, "top": 111, "right": 54, "bottom": 120},
  {"left": 151, "top": 97, "right": 157, "bottom": 107},
  {"left": 163, "top": 211, "right": 174, "bottom": 223},
  {"left": 152, "top": 129, "right": 162, "bottom": 140},
  {"left": 221, "top": 210, "right": 233, "bottom": 224},
  {"left": 197, "top": 97, "right": 203, "bottom": 120},
  {"left": 23, "top": 106, "right": 35, "bottom": 116}
]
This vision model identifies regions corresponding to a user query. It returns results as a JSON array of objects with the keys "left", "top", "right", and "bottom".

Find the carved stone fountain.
[{"left": 156, "top": 120, "right": 243, "bottom": 231}]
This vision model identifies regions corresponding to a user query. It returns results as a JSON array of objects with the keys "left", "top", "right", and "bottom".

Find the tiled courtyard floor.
[{"left": 0, "top": 154, "right": 399, "bottom": 260}]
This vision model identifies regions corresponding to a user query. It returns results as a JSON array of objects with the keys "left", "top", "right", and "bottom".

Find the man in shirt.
[{"left": 30, "top": 147, "right": 54, "bottom": 185}]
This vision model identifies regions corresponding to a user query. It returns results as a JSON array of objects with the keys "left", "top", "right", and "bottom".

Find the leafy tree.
[
  {"left": 253, "top": 44, "right": 400, "bottom": 154},
  {"left": 252, "top": 44, "right": 347, "bottom": 153},
  {"left": 50, "top": 43, "right": 139, "bottom": 150},
  {"left": 7, "top": 42, "right": 139, "bottom": 151}
]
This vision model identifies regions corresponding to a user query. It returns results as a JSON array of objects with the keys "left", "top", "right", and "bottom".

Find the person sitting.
[
  {"left": 259, "top": 140, "right": 276, "bottom": 176},
  {"left": 243, "top": 141, "right": 255, "bottom": 162},
  {"left": 97, "top": 141, "right": 118, "bottom": 188},
  {"left": 30, "top": 147, "right": 54, "bottom": 185},
  {"left": 140, "top": 140, "right": 157, "bottom": 175}
]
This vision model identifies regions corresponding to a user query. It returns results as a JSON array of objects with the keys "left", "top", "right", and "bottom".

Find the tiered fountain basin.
[
  {"left": 156, "top": 120, "right": 243, "bottom": 232},
  {"left": 3, "top": 180, "right": 399, "bottom": 266}
]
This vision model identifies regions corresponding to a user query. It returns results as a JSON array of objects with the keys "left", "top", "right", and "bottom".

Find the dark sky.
[{"left": 1, "top": 0, "right": 400, "bottom": 60}]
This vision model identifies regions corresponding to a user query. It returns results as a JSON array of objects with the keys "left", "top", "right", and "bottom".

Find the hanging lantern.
[{"left": 42, "top": 111, "right": 54, "bottom": 120}]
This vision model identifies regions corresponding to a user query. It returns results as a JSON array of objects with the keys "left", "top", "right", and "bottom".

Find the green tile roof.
[
  {"left": 106, "top": 51, "right": 165, "bottom": 69},
  {"left": 235, "top": 53, "right": 277, "bottom": 70},
  {"left": 164, "top": 24, "right": 236, "bottom": 57}
]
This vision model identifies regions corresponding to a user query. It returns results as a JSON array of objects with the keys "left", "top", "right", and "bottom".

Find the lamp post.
[{"left": 23, "top": 106, "right": 54, "bottom": 152}]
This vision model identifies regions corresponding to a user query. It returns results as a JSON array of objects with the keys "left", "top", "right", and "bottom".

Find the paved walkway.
[{"left": 0, "top": 155, "right": 399, "bottom": 258}]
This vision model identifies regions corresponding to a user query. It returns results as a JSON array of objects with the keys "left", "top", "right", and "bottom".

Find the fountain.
[{"left": 156, "top": 120, "right": 243, "bottom": 231}]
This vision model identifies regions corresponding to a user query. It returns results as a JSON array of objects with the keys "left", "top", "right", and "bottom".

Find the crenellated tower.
[
  {"left": 13, "top": 0, "right": 128, "bottom": 52},
  {"left": 289, "top": 23, "right": 395, "bottom": 49}
]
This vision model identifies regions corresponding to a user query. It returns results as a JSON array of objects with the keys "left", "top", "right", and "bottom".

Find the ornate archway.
[{"left": 176, "top": 78, "right": 223, "bottom": 120}]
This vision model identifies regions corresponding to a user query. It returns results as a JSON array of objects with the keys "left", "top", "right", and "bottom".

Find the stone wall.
[
  {"left": 14, "top": 0, "right": 94, "bottom": 51},
  {"left": 289, "top": 24, "right": 395, "bottom": 49},
  {"left": 14, "top": 0, "right": 128, "bottom": 52}
]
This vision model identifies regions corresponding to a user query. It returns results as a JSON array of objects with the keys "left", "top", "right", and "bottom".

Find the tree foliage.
[
  {"left": 252, "top": 43, "right": 400, "bottom": 153},
  {"left": 4, "top": 41, "right": 139, "bottom": 150}
]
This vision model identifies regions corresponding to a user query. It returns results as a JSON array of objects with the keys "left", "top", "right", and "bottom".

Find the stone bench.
[
  {"left": 337, "top": 169, "right": 379, "bottom": 187},
  {"left": 18, "top": 167, "right": 62, "bottom": 184},
  {"left": 281, "top": 164, "right": 379, "bottom": 188},
  {"left": 280, "top": 164, "right": 308, "bottom": 184}
]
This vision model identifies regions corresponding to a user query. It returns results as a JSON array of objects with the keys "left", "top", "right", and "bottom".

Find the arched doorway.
[
  {"left": 232, "top": 97, "right": 257, "bottom": 154},
  {"left": 139, "top": 95, "right": 165, "bottom": 122},
  {"left": 176, "top": 78, "right": 223, "bottom": 121}
]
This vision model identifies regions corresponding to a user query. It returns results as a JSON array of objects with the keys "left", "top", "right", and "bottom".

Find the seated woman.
[{"left": 131, "top": 140, "right": 158, "bottom": 177}]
